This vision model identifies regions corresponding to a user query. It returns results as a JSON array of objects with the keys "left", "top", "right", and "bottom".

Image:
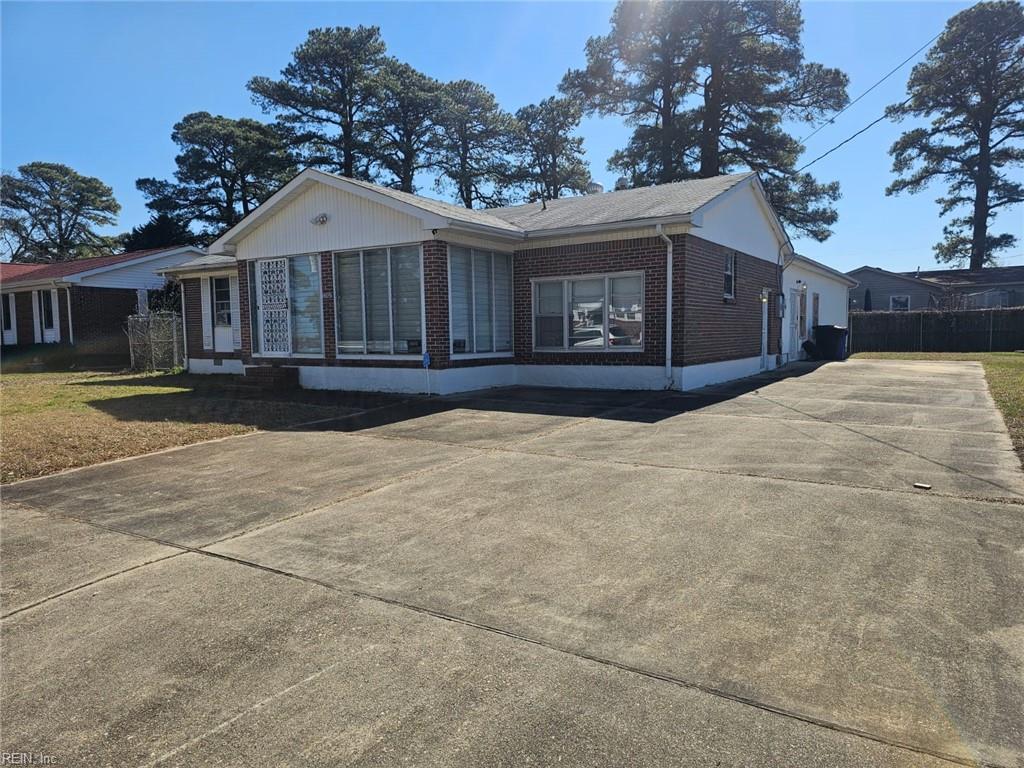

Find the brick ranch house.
[
  {"left": 1, "top": 246, "right": 204, "bottom": 362},
  {"left": 165, "top": 168, "right": 852, "bottom": 394}
]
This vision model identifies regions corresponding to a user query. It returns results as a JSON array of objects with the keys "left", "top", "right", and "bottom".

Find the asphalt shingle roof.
[
  {"left": 329, "top": 170, "right": 755, "bottom": 236},
  {"left": 902, "top": 265, "right": 1024, "bottom": 287},
  {"left": 161, "top": 254, "right": 236, "bottom": 273},
  {"left": 340, "top": 176, "right": 524, "bottom": 234},
  {"left": 487, "top": 173, "right": 755, "bottom": 233}
]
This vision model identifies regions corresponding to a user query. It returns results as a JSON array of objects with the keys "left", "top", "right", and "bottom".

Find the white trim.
[
  {"left": 298, "top": 363, "right": 517, "bottom": 395},
  {"left": 451, "top": 352, "right": 514, "bottom": 361},
  {"left": 2, "top": 293, "right": 17, "bottom": 345},
  {"left": 30, "top": 291, "right": 41, "bottom": 343},
  {"left": 531, "top": 271, "right": 644, "bottom": 353},
  {"left": 723, "top": 252, "right": 736, "bottom": 299},
  {"left": 518, "top": 364, "right": 664, "bottom": 390},
  {"left": 332, "top": 245, "right": 425, "bottom": 357},
  {"left": 188, "top": 357, "right": 245, "bottom": 375},
  {"left": 676, "top": 355, "right": 770, "bottom": 391},
  {"left": 49, "top": 289, "right": 60, "bottom": 343},
  {"left": 335, "top": 354, "right": 421, "bottom": 361},
  {"left": 200, "top": 277, "right": 213, "bottom": 350}
]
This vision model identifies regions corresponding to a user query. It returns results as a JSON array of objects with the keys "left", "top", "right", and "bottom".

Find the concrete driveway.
[{"left": 2, "top": 359, "right": 1023, "bottom": 767}]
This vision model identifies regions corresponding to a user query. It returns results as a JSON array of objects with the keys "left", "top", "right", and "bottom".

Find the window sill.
[
  {"left": 335, "top": 353, "right": 423, "bottom": 361},
  {"left": 533, "top": 347, "right": 644, "bottom": 354},
  {"left": 451, "top": 352, "right": 514, "bottom": 360}
]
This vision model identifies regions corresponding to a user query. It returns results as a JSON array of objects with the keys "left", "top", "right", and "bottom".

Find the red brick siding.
[
  {"left": 679, "top": 234, "right": 780, "bottom": 366},
  {"left": 58, "top": 288, "right": 72, "bottom": 343},
  {"left": 422, "top": 240, "right": 450, "bottom": 369},
  {"left": 68, "top": 285, "right": 137, "bottom": 356},
  {"left": 237, "top": 262, "right": 252, "bottom": 358},
  {"left": 182, "top": 277, "right": 242, "bottom": 361},
  {"left": 319, "top": 252, "right": 336, "bottom": 360},
  {"left": 512, "top": 237, "right": 668, "bottom": 366}
]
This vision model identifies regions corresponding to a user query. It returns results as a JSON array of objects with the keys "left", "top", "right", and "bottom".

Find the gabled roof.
[
  {"left": 846, "top": 265, "right": 942, "bottom": 290},
  {"left": 0, "top": 246, "right": 204, "bottom": 288},
  {"left": 903, "top": 265, "right": 1024, "bottom": 287},
  {"left": 160, "top": 253, "right": 237, "bottom": 276},
  {"left": 208, "top": 167, "right": 781, "bottom": 254},
  {"left": 489, "top": 173, "right": 754, "bottom": 232},
  {"left": 788, "top": 254, "right": 859, "bottom": 287}
]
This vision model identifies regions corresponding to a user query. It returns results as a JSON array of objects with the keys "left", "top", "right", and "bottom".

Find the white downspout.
[{"left": 656, "top": 224, "right": 673, "bottom": 389}]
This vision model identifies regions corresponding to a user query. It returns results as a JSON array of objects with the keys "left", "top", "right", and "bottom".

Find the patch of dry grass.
[
  {"left": 852, "top": 352, "right": 1024, "bottom": 466},
  {"left": 1, "top": 371, "right": 360, "bottom": 483}
]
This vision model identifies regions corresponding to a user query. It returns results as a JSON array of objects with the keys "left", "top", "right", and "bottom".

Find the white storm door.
[{"left": 256, "top": 258, "right": 291, "bottom": 355}]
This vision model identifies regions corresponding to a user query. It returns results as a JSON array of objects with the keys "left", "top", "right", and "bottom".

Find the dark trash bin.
[{"left": 813, "top": 325, "right": 849, "bottom": 360}]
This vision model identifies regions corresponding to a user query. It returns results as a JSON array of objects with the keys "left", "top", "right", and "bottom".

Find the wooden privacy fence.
[{"left": 849, "top": 308, "right": 1024, "bottom": 353}]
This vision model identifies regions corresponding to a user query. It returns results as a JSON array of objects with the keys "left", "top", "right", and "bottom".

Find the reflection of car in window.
[{"left": 571, "top": 325, "right": 635, "bottom": 347}]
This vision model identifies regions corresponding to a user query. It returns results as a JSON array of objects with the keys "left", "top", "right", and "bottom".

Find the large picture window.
[
  {"left": 449, "top": 247, "right": 512, "bottom": 354},
  {"left": 533, "top": 273, "right": 643, "bottom": 351},
  {"left": 334, "top": 245, "right": 422, "bottom": 355}
]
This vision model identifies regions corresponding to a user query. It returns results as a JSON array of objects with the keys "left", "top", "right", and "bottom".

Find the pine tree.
[{"left": 886, "top": 1, "right": 1024, "bottom": 269}]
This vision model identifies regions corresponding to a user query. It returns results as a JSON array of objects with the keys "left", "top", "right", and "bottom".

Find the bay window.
[
  {"left": 334, "top": 245, "right": 422, "bottom": 355},
  {"left": 533, "top": 273, "right": 643, "bottom": 351},
  {"left": 449, "top": 247, "right": 512, "bottom": 354}
]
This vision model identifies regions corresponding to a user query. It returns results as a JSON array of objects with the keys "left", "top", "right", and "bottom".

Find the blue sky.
[{"left": 3, "top": 1, "right": 1022, "bottom": 272}]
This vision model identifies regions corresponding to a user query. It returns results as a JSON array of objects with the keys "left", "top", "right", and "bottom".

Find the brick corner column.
[
  {"left": 236, "top": 260, "right": 253, "bottom": 361},
  {"left": 421, "top": 240, "right": 450, "bottom": 369},
  {"left": 320, "top": 251, "right": 336, "bottom": 360}
]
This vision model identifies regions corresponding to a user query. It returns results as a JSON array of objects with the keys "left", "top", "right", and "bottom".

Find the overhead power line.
[
  {"left": 799, "top": 30, "right": 942, "bottom": 145},
  {"left": 796, "top": 17, "right": 1024, "bottom": 174}
]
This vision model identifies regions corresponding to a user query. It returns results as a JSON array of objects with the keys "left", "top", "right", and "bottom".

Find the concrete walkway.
[{"left": 2, "top": 360, "right": 1022, "bottom": 767}]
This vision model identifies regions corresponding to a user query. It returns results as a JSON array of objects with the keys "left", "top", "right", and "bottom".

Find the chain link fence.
[{"left": 125, "top": 312, "right": 184, "bottom": 371}]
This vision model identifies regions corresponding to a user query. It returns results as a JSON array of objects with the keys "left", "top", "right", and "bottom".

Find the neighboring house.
[
  {"left": 846, "top": 266, "right": 942, "bottom": 312},
  {"left": 911, "top": 265, "right": 1024, "bottom": 309},
  {"left": 782, "top": 255, "right": 858, "bottom": 362},
  {"left": 166, "top": 168, "right": 852, "bottom": 394},
  {"left": 0, "top": 246, "right": 204, "bottom": 359},
  {"left": 847, "top": 264, "right": 1024, "bottom": 311}
]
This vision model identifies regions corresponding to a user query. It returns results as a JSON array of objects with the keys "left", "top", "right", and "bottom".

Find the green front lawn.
[{"left": 852, "top": 352, "right": 1024, "bottom": 466}]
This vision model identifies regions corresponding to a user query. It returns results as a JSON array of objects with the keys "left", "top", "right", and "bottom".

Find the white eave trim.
[{"left": 788, "top": 255, "right": 859, "bottom": 287}]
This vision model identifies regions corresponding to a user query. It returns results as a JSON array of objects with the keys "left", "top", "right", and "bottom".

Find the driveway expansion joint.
[{"left": 1, "top": 501, "right": 1010, "bottom": 768}]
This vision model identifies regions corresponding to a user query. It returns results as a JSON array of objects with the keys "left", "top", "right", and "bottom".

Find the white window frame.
[
  {"left": 724, "top": 253, "right": 736, "bottom": 299},
  {"left": 889, "top": 295, "right": 910, "bottom": 312},
  {"left": 447, "top": 248, "right": 514, "bottom": 358},
  {"left": 332, "top": 244, "right": 425, "bottom": 359},
  {"left": 250, "top": 255, "right": 326, "bottom": 359},
  {"left": 531, "top": 271, "right": 644, "bottom": 353},
  {"left": 211, "top": 276, "right": 232, "bottom": 328}
]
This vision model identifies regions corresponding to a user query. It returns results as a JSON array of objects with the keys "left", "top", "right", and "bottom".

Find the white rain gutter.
[{"left": 656, "top": 224, "right": 674, "bottom": 389}]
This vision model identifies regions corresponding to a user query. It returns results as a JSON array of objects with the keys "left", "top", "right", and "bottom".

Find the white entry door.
[
  {"left": 2, "top": 294, "right": 16, "bottom": 345},
  {"left": 256, "top": 258, "right": 291, "bottom": 355}
]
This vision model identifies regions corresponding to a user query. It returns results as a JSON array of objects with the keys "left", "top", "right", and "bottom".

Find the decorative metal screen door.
[{"left": 257, "top": 258, "right": 291, "bottom": 355}]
